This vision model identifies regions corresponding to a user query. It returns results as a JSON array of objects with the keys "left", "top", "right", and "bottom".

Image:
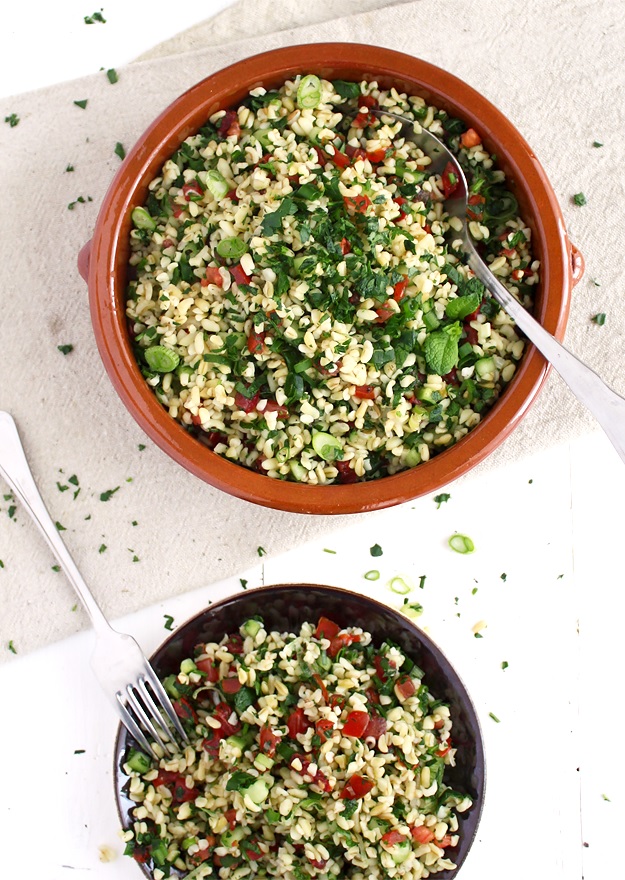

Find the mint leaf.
[
  {"left": 226, "top": 770, "right": 256, "bottom": 792},
  {"left": 445, "top": 290, "right": 482, "bottom": 320},
  {"left": 423, "top": 323, "right": 462, "bottom": 375}
]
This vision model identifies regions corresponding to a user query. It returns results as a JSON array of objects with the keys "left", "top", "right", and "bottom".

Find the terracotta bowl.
[
  {"left": 81, "top": 43, "right": 584, "bottom": 515},
  {"left": 114, "top": 583, "right": 485, "bottom": 878}
]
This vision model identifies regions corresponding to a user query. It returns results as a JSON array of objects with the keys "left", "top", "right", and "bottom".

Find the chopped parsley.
[
  {"left": 501, "top": 661, "right": 509, "bottom": 670},
  {"left": 138, "top": 444, "right": 146, "bottom": 451},
  {"left": 114, "top": 142, "right": 126, "bottom": 160},
  {"left": 418, "top": 575, "right": 426, "bottom": 589},
  {"left": 500, "top": 572, "right": 507, "bottom": 582},
  {"left": 99, "top": 487, "right": 119, "bottom": 501},
  {"left": 240, "top": 578, "right": 248, "bottom": 590},
  {"left": 106, "top": 68, "right": 119, "bottom": 85},
  {"left": 57, "top": 344, "right": 74, "bottom": 355},
  {"left": 7, "top": 505, "right": 16, "bottom": 519},
  {"left": 573, "top": 192, "right": 586, "bottom": 206},
  {"left": 55, "top": 521, "right": 66, "bottom": 531},
  {"left": 433, "top": 492, "right": 451, "bottom": 508},
  {"left": 98, "top": 544, "right": 107, "bottom": 554},
  {"left": 163, "top": 615, "right": 175, "bottom": 631},
  {"left": 592, "top": 141, "right": 603, "bottom": 148},
  {"left": 0, "top": 560, "right": 4, "bottom": 569},
  {"left": 52, "top": 565, "right": 61, "bottom": 572},
  {"left": 57, "top": 482, "right": 69, "bottom": 492},
  {"left": 7, "top": 640, "right": 17, "bottom": 654},
  {"left": 4, "top": 114, "right": 20, "bottom": 127},
  {"left": 257, "top": 546, "right": 267, "bottom": 557},
  {"left": 488, "top": 712, "right": 501, "bottom": 723},
  {"left": 592, "top": 313, "right": 606, "bottom": 326},
  {"left": 602, "top": 793, "right": 611, "bottom": 802},
  {"left": 323, "top": 548, "right": 337, "bottom": 554},
  {"left": 370, "top": 543, "right": 383, "bottom": 557},
  {"left": 65, "top": 164, "right": 75, "bottom": 172},
  {"left": 73, "top": 99, "right": 88, "bottom": 110},
  {"left": 74, "top": 749, "right": 86, "bottom": 754},
  {"left": 84, "top": 10, "right": 106, "bottom": 24},
  {"left": 68, "top": 195, "right": 93, "bottom": 210}
]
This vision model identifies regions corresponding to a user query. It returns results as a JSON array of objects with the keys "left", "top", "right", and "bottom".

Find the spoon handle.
[
  {"left": 468, "top": 252, "right": 625, "bottom": 464},
  {"left": 0, "top": 411, "right": 113, "bottom": 632}
]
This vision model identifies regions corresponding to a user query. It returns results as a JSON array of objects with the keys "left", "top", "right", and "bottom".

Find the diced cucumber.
[
  {"left": 163, "top": 674, "right": 181, "bottom": 699},
  {"left": 221, "top": 826, "right": 246, "bottom": 848},
  {"left": 289, "top": 460, "right": 308, "bottom": 481},
  {"left": 311, "top": 431, "right": 342, "bottom": 462},
  {"left": 315, "top": 650, "right": 331, "bottom": 673},
  {"left": 241, "top": 618, "right": 262, "bottom": 638},
  {"left": 131, "top": 206, "right": 156, "bottom": 231},
  {"left": 245, "top": 778, "right": 270, "bottom": 804},
  {"left": 474, "top": 356, "right": 496, "bottom": 381},
  {"left": 417, "top": 386, "right": 441, "bottom": 404},
  {"left": 391, "top": 840, "right": 411, "bottom": 865},
  {"left": 253, "top": 129, "right": 274, "bottom": 149},
  {"left": 180, "top": 658, "right": 198, "bottom": 675},
  {"left": 253, "top": 753, "right": 275, "bottom": 772},
  {"left": 423, "top": 308, "right": 440, "bottom": 331},
  {"left": 404, "top": 447, "right": 421, "bottom": 467},
  {"left": 126, "top": 748, "right": 151, "bottom": 774}
]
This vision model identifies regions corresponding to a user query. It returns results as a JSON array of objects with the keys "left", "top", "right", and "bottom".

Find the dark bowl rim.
[
  {"left": 113, "top": 581, "right": 486, "bottom": 879},
  {"left": 88, "top": 42, "right": 574, "bottom": 514}
]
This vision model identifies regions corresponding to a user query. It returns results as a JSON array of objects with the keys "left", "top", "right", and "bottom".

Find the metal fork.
[
  {"left": 372, "top": 109, "right": 625, "bottom": 464},
  {"left": 0, "top": 411, "right": 188, "bottom": 758}
]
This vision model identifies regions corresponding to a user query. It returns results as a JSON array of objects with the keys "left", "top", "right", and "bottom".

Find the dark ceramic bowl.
[
  {"left": 114, "top": 583, "right": 485, "bottom": 879},
  {"left": 81, "top": 43, "right": 584, "bottom": 514}
]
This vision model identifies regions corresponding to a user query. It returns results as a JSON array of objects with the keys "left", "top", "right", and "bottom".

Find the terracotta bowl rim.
[
  {"left": 113, "top": 581, "right": 486, "bottom": 879},
  {"left": 87, "top": 42, "right": 573, "bottom": 515}
]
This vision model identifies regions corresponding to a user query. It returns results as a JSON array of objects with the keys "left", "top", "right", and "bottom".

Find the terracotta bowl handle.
[
  {"left": 78, "top": 240, "right": 92, "bottom": 283},
  {"left": 569, "top": 241, "right": 585, "bottom": 286}
]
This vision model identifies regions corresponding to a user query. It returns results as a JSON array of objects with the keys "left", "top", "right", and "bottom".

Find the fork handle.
[
  {"left": 0, "top": 412, "right": 113, "bottom": 633},
  {"left": 467, "top": 253, "right": 625, "bottom": 464}
]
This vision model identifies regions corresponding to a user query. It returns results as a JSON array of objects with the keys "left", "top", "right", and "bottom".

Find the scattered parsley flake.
[
  {"left": 114, "top": 142, "right": 126, "bottom": 160},
  {"left": 98, "top": 544, "right": 107, "bottom": 554},
  {"left": 106, "top": 68, "right": 119, "bottom": 84},
  {"left": 474, "top": 632, "right": 483, "bottom": 639},
  {"left": 592, "top": 141, "right": 603, "bottom": 148},
  {"left": 471, "top": 587, "right": 478, "bottom": 595},
  {"left": 84, "top": 514, "right": 91, "bottom": 520},
  {"left": 138, "top": 444, "right": 146, "bottom": 451},
  {"left": 592, "top": 313, "right": 606, "bottom": 326},
  {"left": 57, "top": 482, "right": 69, "bottom": 492},
  {"left": 454, "top": 596, "right": 459, "bottom": 605},
  {"left": 3, "top": 494, "right": 12, "bottom": 501},
  {"left": 500, "top": 572, "right": 507, "bottom": 582},
  {"left": 7, "top": 505, "right": 15, "bottom": 519},
  {"left": 55, "top": 520, "right": 66, "bottom": 531},
  {"left": 163, "top": 614, "right": 175, "bottom": 631},
  {"left": 418, "top": 575, "right": 426, "bottom": 589},
  {"left": 131, "top": 554, "right": 139, "bottom": 563},
  {"left": 8, "top": 640, "right": 17, "bottom": 654},
  {"left": 71, "top": 604, "right": 78, "bottom": 611},
  {"left": 68, "top": 475, "right": 79, "bottom": 486},
  {"left": 323, "top": 548, "right": 336, "bottom": 554},
  {"left": 528, "top": 478, "right": 533, "bottom": 484},
  {"left": 488, "top": 712, "right": 501, "bottom": 723},
  {"left": 602, "top": 793, "right": 611, "bottom": 802},
  {"left": 501, "top": 660, "right": 509, "bottom": 670},
  {"left": 257, "top": 546, "right": 266, "bottom": 557},
  {"left": 240, "top": 578, "right": 248, "bottom": 590},
  {"left": 73, "top": 99, "right": 88, "bottom": 109},
  {"left": 370, "top": 543, "right": 383, "bottom": 557},
  {"left": 557, "top": 573, "right": 564, "bottom": 580},
  {"left": 74, "top": 748, "right": 86, "bottom": 754},
  {"left": 0, "top": 560, "right": 4, "bottom": 569},
  {"left": 4, "top": 113, "right": 20, "bottom": 127},
  {"left": 592, "top": 279, "right": 601, "bottom": 287},
  {"left": 65, "top": 164, "right": 75, "bottom": 172},
  {"left": 84, "top": 10, "right": 106, "bottom": 24},
  {"left": 57, "top": 344, "right": 74, "bottom": 355},
  {"left": 52, "top": 565, "right": 61, "bottom": 572},
  {"left": 433, "top": 492, "right": 451, "bottom": 508},
  {"left": 131, "top": 520, "right": 138, "bottom": 526},
  {"left": 573, "top": 192, "right": 586, "bottom": 206},
  {"left": 68, "top": 196, "right": 92, "bottom": 210},
  {"left": 99, "top": 487, "right": 119, "bottom": 502}
]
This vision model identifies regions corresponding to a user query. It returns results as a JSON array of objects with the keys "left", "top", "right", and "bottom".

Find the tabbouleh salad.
[
  {"left": 121, "top": 616, "right": 473, "bottom": 879},
  {"left": 126, "top": 75, "right": 537, "bottom": 484}
]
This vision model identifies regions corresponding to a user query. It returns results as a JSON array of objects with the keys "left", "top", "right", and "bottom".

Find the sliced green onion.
[
  {"left": 311, "top": 431, "right": 342, "bottom": 461},
  {"left": 364, "top": 570, "right": 380, "bottom": 581},
  {"left": 448, "top": 534, "right": 475, "bottom": 554},
  {"left": 204, "top": 169, "right": 229, "bottom": 200},
  {"left": 216, "top": 237, "right": 248, "bottom": 260},
  {"left": 403, "top": 602, "right": 423, "bottom": 619},
  {"left": 488, "top": 712, "right": 501, "bottom": 723},
  {"left": 144, "top": 345, "right": 180, "bottom": 373},
  {"left": 297, "top": 75, "right": 322, "bottom": 109},
  {"left": 131, "top": 206, "right": 156, "bottom": 231},
  {"left": 389, "top": 576, "right": 411, "bottom": 595}
]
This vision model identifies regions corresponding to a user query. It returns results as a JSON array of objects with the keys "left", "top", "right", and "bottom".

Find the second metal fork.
[{"left": 0, "top": 411, "right": 187, "bottom": 759}]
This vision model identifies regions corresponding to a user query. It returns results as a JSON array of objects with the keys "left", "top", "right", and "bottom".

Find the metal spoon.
[{"left": 374, "top": 109, "right": 625, "bottom": 464}]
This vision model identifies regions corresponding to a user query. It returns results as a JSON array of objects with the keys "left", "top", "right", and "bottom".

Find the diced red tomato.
[
  {"left": 182, "top": 181, "right": 203, "bottom": 202},
  {"left": 374, "top": 653, "right": 390, "bottom": 683},
  {"left": 222, "top": 674, "right": 242, "bottom": 694},
  {"left": 364, "top": 686, "right": 380, "bottom": 705},
  {"left": 345, "top": 143, "right": 367, "bottom": 161},
  {"left": 374, "top": 305, "right": 395, "bottom": 323},
  {"left": 335, "top": 460, "right": 358, "bottom": 484},
  {"left": 341, "top": 773, "right": 374, "bottom": 800},
  {"left": 502, "top": 247, "right": 516, "bottom": 258},
  {"left": 436, "top": 739, "right": 452, "bottom": 757},
  {"left": 225, "top": 809, "right": 238, "bottom": 831},
  {"left": 315, "top": 719, "right": 334, "bottom": 741},
  {"left": 437, "top": 835, "right": 453, "bottom": 848},
  {"left": 261, "top": 399, "right": 289, "bottom": 419},
  {"left": 467, "top": 193, "right": 486, "bottom": 220},
  {"left": 460, "top": 128, "right": 482, "bottom": 148},
  {"left": 225, "top": 633, "right": 244, "bottom": 654},
  {"left": 354, "top": 384, "right": 376, "bottom": 400},
  {"left": 393, "top": 275, "right": 409, "bottom": 301},
  {"left": 442, "top": 367, "right": 459, "bottom": 386},
  {"left": 218, "top": 110, "right": 238, "bottom": 137},
  {"left": 340, "top": 237, "right": 352, "bottom": 255},
  {"left": 213, "top": 702, "right": 240, "bottom": 736},
  {"left": 511, "top": 268, "right": 525, "bottom": 281},
  {"left": 314, "top": 616, "right": 341, "bottom": 641},
  {"left": 410, "top": 825, "right": 435, "bottom": 844},
  {"left": 247, "top": 328, "right": 266, "bottom": 355},
  {"left": 381, "top": 830, "right": 407, "bottom": 846},
  {"left": 363, "top": 712, "right": 387, "bottom": 740},
  {"left": 313, "top": 145, "right": 328, "bottom": 167},
  {"left": 463, "top": 322, "right": 479, "bottom": 346},
  {"left": 395, "top": 675, "right": 416, "bottom": 700},
  {"left": 197, "top": 430, "right": 227, "bottom": 451},
  {"left": 342, "top": 711, "right": 370, "bottom": 738},
  {"left": 172, "top": 697, "right": 198, "bottom": 724},
  {"left": 329, "top": 149, "right": 350, "bottom": 169},
  {"left": 328, "top": 632, "right": 361, "bottom": 658},
  {"left": 196, "top": 656, "right": 220, "bottom": 681},
  {"left": 393, "top": 195, "right": 408, "bottom": 220},
  {"left": 441, "top": 161, "right": 460, "bottom": 198},
  {"left": 226, "top": 187, "right": 239, "bottom": 202},
  {"left": 312, "top": 673, "right": 329, "bottom": 703},
  {"left": 329, "top": 693, "right": 346, "bottom": 711},
  {"left": 289, "top": 754, "right": 332, "bottom": 792},
  {"left": 162, "top": 238, "right": 175, "bottom": 249},
  {"left": 353, "top": 95, "right": 378, "bottom": 128},
  {"left": 366, "top": 149, "right": 387, "bottom": 164},
  {"left": 132, "top": 846, "right": 150, "bottom": 863},
  {"left": 308, "top": 858, "right": 328, "bottom": 870},
  {"left": 343, "top": 194, "right": 371, "bottom": 214},
  {"left": 188, "top": 841, "right": 215, "bottom": 866},
  {"left": 433, "top": 718, "right": 445, "bottom": 729},
  {"left": 242, "top": 839, "right": 264, "bottom": 861},
  {"left": 259, "top": 725, "right": 281, "bottom": 757},
  {"left": 201, "top": 266, "right": 224, "bottom": 288},
  {"left": 234, "top": 390, "right": 260, "bottom": 413},
  {"left": 360, "top": 95, "right": 378, "bottom": 109},
  {"left": 287, "top": 707, "right": 311, "bottom": 739},
  {"left": 156, "top": 771, "right": 198, "bottom": 804},
  {"left": 231, "top": 262, "right": 251, "bottom": 286}
]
